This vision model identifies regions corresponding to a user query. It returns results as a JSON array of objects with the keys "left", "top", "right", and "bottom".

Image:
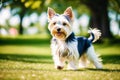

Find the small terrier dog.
[{"left": 47, "top": 7, "right": 102, "bottom": 70}]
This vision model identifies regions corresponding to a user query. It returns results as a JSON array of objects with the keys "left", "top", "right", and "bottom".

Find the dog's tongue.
[{"left": 57, "top": 32, "right": 61, "bottom": 36}]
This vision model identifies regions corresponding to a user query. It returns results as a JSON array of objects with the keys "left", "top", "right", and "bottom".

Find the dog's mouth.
[
  {"left": 56, "top": 32, "right": 64, "bottom": 36},
  {"left": 55, "top": 32, "right": 66, "bottom": 39},
  {"left": 51, "top": 30, "right": 67, "bottom": 40},
  {"left": 51, "top": 28, "right": 67, "bottom": 40}
]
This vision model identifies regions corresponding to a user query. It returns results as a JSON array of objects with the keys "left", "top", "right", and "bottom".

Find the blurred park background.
[
  {"left": 0, "top": 0, "right": 120, "bottom": 37},
  {"left": 0, "top": 0, "right": 120, "bottom": 80}
]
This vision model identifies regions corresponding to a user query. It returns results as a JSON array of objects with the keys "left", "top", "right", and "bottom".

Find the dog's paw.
[{"left": 56, "top": 66, "right": 64, "bottom": 70}]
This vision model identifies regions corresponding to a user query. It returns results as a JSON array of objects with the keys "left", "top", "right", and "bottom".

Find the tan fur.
[{"left": 79, "top": 54, "right": 89, "bottom": 68}]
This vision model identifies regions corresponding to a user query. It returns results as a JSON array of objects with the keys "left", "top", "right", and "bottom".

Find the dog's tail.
[{"left": 88, "top": 28, "right": 101, "bottom": 43}]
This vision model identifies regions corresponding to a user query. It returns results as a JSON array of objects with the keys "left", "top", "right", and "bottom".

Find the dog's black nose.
[{"left": 57, "top": 28, "right": 61, "bottom": 32}]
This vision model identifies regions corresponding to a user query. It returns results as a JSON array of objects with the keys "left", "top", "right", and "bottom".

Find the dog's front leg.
[
  {"left": 53, "top": 55, "right": 64, "bottom": 70},
  {"left": 67, "top": 60, "right": 78, "bottom": 70}
]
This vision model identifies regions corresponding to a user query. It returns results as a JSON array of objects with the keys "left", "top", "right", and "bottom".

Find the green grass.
[{"left": 0, "top": 35, "right": 120, "bottom": 80}]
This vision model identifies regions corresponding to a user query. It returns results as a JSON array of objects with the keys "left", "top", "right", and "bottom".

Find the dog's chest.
[
  {"left": 58, "top": 43, "right": 69, "bottom": 57},
  {"left": 57, "top": 41, "right": 79, "bottom": 58}
]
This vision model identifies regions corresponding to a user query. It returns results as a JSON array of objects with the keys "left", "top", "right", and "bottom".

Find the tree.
[
  {"left": 2, "top": 0, "right": 46, "bottom": 34},
  {"left": 80, "top": 0, "right": 113, "bottom": 38},
  {"left": 2, "top": 0, "right": 119, "bottom": 38},
  {"left": 109, "top": 0, "right": 120, "bottom": 35}
]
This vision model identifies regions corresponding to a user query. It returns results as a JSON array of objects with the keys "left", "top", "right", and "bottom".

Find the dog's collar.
[{"left": 65, "top": 32, "right": 75, "bottom": 43}]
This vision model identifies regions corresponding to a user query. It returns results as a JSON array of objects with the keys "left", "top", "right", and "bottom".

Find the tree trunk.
[
  {"left": 82, "top": 0, "right": 113, "bottom": 38},
  {"left": 19, "top": 13, "right": 24, "bottom": 35},
  {"left": 19, "top": 5, "right": 26, "bottom": 35}
]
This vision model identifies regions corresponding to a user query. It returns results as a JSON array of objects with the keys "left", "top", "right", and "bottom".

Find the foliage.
[
  {"left": 2, "top": 0, "right": 47, "bottom": 34},
  {"left": 1, "top": 0, "right": 120, "bottom": 37},
  {"left": 108, "top": 0, "right": 120, "bottom": 30},
  {"left": 109, "top": 0, "right": 120, "bottom": 13}
]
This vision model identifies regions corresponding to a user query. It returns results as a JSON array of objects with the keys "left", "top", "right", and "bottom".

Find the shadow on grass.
[
  {"left": 0, "top": 53, "right": 53, "bottom": 64},
  {"left": 0, "top": 38, "right": 50, "bottom": 46},
  {"left": 102, "top": 54, "right": 120, "bottom": 64},
  {"left": 64, "top": 68, "right": 120, "bottom": 72},
  {"left": 86, "top": 68, "right": 120, "bottom": 72},
  {"left": 0, "top": 54, "right": 120, "bottom": 64}
]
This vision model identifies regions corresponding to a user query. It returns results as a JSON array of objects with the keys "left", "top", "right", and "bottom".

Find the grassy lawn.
[{"left": 0, "top": 35, "right": 120, "bottom": 80}]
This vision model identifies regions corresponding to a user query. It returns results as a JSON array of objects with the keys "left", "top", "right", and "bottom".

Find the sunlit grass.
[
  {"left": 0, "top": 35, "right": 120, "bottom": 80},
  {"left": 95, "top": 44, "right": 120, "bottom": 55},
  {"left": 0, "top": 45, "right": 50, "bottom": 55}
]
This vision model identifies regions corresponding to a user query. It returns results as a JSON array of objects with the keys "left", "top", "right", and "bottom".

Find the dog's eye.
[
  {"left": 53, "top": 22, "right": 56, "bottom": 25},
  {"left": 63, "top": 22, "right": 67, "bottom": 26}
]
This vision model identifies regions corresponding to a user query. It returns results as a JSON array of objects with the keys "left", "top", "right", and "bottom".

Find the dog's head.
[{"left": 47, "top": 7, "right": 74, "bottom": 40}]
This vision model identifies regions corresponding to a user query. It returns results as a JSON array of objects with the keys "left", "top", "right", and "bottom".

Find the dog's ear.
[
  {"left": 64, "top": 7, "right": 73, "bottom": 21},
  {"left": 47, "top": 7, "right": 56, "bottom": 20}
]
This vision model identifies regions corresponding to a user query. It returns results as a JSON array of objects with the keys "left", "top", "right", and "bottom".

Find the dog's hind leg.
[
  {"left": 86, "top": 45, "right": 102, "bottom": 69},
  {"left": 79, "top": 54, "right": 89, "bottom": 68}
]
